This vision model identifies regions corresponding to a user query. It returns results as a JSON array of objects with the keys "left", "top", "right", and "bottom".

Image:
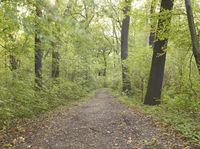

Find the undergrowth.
[{"left": 0, "top": 76, "right": 97, "bottom": 131}]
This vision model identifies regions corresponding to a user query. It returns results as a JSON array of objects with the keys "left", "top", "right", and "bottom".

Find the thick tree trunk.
[
  {"left": 121, "top": 0, "right": 132, "bottom": 95},
  {"left": 35, "top": 5, "right": 43, "bottom": 89},
  {"left": 144, "top": 0, "right": 174, "bottom": 105},
  {"left": 52, "top": 48, "right": 60, "bottom": 78},
  {"left": 185, "top": 0, "right": 200, "bottom": 73},
  {"left": 121, "top": 1, "right": 131, "bottom": 60}
]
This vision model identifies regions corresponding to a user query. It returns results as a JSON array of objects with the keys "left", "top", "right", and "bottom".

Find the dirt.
[{"left": 0, "top": 90, "right": 193, "bottom": 149}]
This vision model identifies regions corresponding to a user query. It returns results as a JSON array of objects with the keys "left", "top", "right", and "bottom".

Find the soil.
[{"left": 0, "top": 90, "right": 192, "bottom": 149}]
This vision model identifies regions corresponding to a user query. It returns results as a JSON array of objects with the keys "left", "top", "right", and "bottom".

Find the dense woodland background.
[{"left": 0, "top": 0, "right": 200, "bottom": 146}]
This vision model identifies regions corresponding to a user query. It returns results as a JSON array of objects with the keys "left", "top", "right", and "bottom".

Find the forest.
[{"left": 0, "top": 0, "right": 200, "bottom": 148}]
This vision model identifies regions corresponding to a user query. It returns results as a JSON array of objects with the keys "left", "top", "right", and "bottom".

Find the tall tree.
[
  {"left": 144, "top": 0, "right": 174, "bottom": 105},
  {"left": 121, "top": 0, "right": 132, "bottom": 95},
  {"left": 35, "top": 1, "right": 43, "bottom": 89},
  {"left": 185, "top": 0, "right": 200, "bottom": 74}
]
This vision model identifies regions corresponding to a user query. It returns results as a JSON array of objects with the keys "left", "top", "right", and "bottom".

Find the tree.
[
  {"left": 35, "top": 1, "right": 43, "bottom": 89},
  {"left": 185, "top": 0, "right": 200, "bottom": 74},
  {"left": 144, "top": 0, "right": 174, "bottom": 105},
  {"left": 52, "top": 45, "right": 60, "bottom": 78},
  {"left": 121, "top": 0, "right": 132, "bottom": 95}
]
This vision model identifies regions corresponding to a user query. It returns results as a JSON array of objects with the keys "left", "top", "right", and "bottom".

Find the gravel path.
[{"left": 1, "top": 90, "right": 191, "bottom": 149}]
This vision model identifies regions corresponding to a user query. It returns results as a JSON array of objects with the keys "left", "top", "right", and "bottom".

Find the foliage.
[
  {"left": 0, "top": 0, "right": 108, "bottom": 130},
  {"left": 0, "top": 0, "right": 200, "bottom": 146},
  {"left": 112, "top": 0, "right": 200, "bottom": 146}
]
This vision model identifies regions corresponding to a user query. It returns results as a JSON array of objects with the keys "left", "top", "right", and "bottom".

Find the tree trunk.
[
  {"left": 121, "top": 0, "right": 131, "bottom": 60},
  {"left": 10, "top": 54, "right": 18, "bottom": 71},
  {"left": 103, "top": 50, "right": 107, "bottom": 87},
  {"left": 52, "top": 48, "right": 60, "bottom": 78},
  {"left": 121, "top": 0, "right": 132, "bottom": 95},
  {"left": 144, "top": 0, "right": 174, "bottom": 105},
  {"left": 35, "top": 5, "right": 43, "bottom": 89},
  {"left": 185, "top": 0, "right": 200, "bottom": 73},
  {"left": 102, "top": 50, "right": 107, "bottom": 77}
]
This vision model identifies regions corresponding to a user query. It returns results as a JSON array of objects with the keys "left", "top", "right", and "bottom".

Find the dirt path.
[{"left": 1, "top": 90, "right": 191, "bottom": 149}]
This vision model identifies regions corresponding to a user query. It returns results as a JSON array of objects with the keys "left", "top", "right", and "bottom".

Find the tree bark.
[
  {"left": 121, "top": 0, "right": 131, "bottom": 60},
  {"left": 121, "top": 0, "right": 132, "bottom": 95},
  {"left": 52, "top": 48, "right": 60, "bottom": 78},
  {"left": 185, "top": 0, "right": 200, "bottom": 74},
  {"left": 144, "top": 0, "right": 174, "bottom": 105},
  {"left": 35, "top": 5, "right": 43, "bottom": 89}
]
